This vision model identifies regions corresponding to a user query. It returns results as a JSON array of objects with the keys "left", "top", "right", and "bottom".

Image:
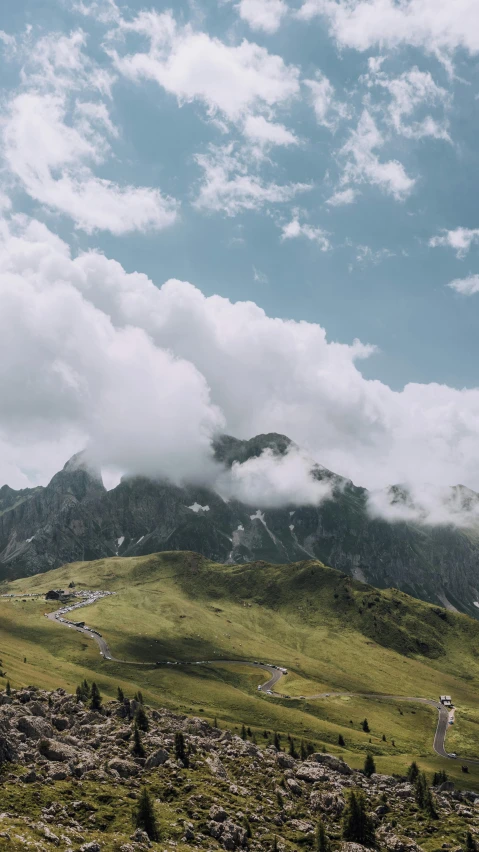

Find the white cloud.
[
  {"left": 368, "top": 483, "right": 479, "bottom": 527},
  {"left": 326, "top": 187, "right": 357, "bottom": 206},
  {"left": 448, "top": 275, "right": 479, "bottom": 296},
  {"left": 243, "top": 114, "right": 298, "bottom": 146},
  {"left": 21, "top": 30, "right": 115, "bottom": 98},
  {"left": 340, "top": 110, "right": 415, "bottom": 199},
  {"left": 2, "top": 92, "right": 178, "bottom": 235},
  {"left": 430, "top": 227, "right": 479, "bottom": 258},
  {"left": 110, "top": 10, "right": 300, "bottom": 124},
  {"left": 216, "top": 446, "right": 333, "bottom": 507},
  {"left": 297, "top": 0, "right": 479, "bottom": 57},
  {"left": 194, "top": 143, "right": 310, "bottom": 215},
  {"left": 236, "top": 0, "right": 289, "bottom": 33},
  {"left": 280, "top": 215, "right": 331, "bottom": 250},
  {"left": 304, "top": 73, "right": 350, "bottom": 130},
  {"left": 366, "top": 65, "right": 451, "bottom": 141},
  {"left": 4, "top": 212, "right": 479, "bottom": 523}
]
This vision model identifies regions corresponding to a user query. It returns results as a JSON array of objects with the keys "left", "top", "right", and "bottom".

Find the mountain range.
[{"left": 1, "top": 432, "right": 479, "bottom": 618}]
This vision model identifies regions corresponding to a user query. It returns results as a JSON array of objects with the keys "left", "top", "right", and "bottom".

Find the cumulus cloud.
[
  {"left": 304, "top": 73, "right": 350, "bottom": 130},
  {"left": 243, "top": 115, "right": 298, "bottom": 147},
  {"left": 2, "top": 92, "right": 178, "bottom": 235},
  {"left": 448, "top": 274, "right": 479, "bottom": 295},
  {"left": 216, "top": 447, "right": 333, "bottom": 507},
  {"left": 297, "top": 0, "right": 479, "bottom": 58},
  {"left": 280, "top": 215, "right": 331, "bottom": 250},
  {"left": 366, "top": 64, "right": 451, "bottom": 141},
  {"left": 3, "top": 212, "right": 479, "bottom": 524},
  {"left": 194, "top": 143, "right": 310, "bottom": 215},
  {"left": 340, "top": 110, "right": 415, "bottom": 200},
  {"left": 326, "top": 187, "right": 357, "bottom": 206},
  {"left": 236, "top": 0, "right": 289, "bottom": 33},
  {"left": 1, "top": 30, "right": 178, "bottom": 235},
  {"left": 430, "top": 227, "right": 479, "bottom": 258},
  {"left": 109, "top": 10, "right": 300, "bottom": 125}
]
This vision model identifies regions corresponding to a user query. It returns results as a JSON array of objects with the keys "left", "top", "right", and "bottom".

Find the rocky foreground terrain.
[{"left": 0, "top": 686, "right": 478, "bottom": 852}]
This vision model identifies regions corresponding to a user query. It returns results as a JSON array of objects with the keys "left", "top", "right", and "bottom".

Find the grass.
[{"left": 2, "top": 551, "right": 479, "bottom": 788}]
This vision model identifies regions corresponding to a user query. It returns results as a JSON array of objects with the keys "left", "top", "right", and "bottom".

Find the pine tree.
[
  {"left": 362, "top": 718, "right": 370, "bottom": 733},
  {"left": 132, "top": 721, "right": 145, "bottom": 757},
  {"left": 134, "top": 690, "right": 144, "bottom": 704},
  {"left": 175, "top": 731, "right": 189, "bottom": 767},
  {"left": 466, "top": 831, "right": 477, "bottom": 852},
  {"left": 214, "top": 716, "right": 218, "bottom": 728},
  {"left": 247, "top": 726, "right": 252, "bottom": 737},
  {"left": 134, "top": 787, "right": 159, "bottom": 841},
  {"left": 90, "top": 682, "right": 102, "bottom": 711},
  {"left": 273, "top": 732, "right": 281, "bottom": 750},
  {"left": 5, "top": 681, "right": 11, "bottom": 696},
  {"left": 241, "top": 723, "right": 247, "bottom": 740},
  {"left": 272, "top": 835, "right": 278, "bottom": 852},
  {"left": 364, "top": 753, "right": 376, "bottom": 777},
  {"left": 315, "top": 819, "right": 329, "bottom": 852},
  {"left": 243, "top": 816, "right": 252, "bottom": 838},
  {"left": 300, "top": 739, "right": 307, "bottom": 760},
  {"left": 342, "top": 789, "right": 376, "bottom": 847},
  {"left": 338, "top": 734, "right": 345, "bottom": 747},
  {"left": 136, "top": 704, "right": 149, "bottom": 732},
  {"left": 407, "top": 761, "right": 419, "bottom": 783},
  {"left": 117, "top": 686, "right": 124, "bottom": 702},
  {"left": 382, "top": 734, "right": 387, "bottom": 742},
  {"left": 289, "top": 737, "right": 298, "bottom": 759}
]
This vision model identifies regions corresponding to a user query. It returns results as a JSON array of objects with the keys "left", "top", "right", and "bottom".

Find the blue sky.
[{"left": 2, "top": 0, "right": 479, "bottom": 520}]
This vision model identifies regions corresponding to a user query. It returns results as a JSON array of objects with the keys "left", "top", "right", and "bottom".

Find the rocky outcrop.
[{"left": 2, "top": 434, "right": 479, "bottom": 617}]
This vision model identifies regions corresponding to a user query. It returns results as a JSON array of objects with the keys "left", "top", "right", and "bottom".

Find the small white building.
[{"left": 440, "top": 695, "right": 452, "bottom": 706}]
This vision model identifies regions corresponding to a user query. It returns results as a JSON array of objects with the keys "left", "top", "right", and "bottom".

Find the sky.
[{"left": 2, "top": 0, "right": 479, "bottom": 523}]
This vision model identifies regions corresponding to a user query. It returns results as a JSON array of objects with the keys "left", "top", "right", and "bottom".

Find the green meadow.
[{"left": 2, "top": 551, "right": 479, "bottom": 788}]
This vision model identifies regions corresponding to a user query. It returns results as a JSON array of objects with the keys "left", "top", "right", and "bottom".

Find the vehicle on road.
[{"left": 448, "top": 752, "right": 457, "bottom": 758}]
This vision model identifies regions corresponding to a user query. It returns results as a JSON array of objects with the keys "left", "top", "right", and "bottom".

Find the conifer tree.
[
  {"left": 272, "top": 835, "right": 278, "bottom": 852},
  {"left": 342, "top": 789, "right": 376, "bottom": 847},
  {"left": 407, "top": 761, "right": 419, "bottom": 783},
  {"left": 134, "top": 787, "right": 159, "bottom": 841},
  {"left": 241, "top": 723, "right": 247, "bottom": 740},
  {"left": 288, "top": 737, "right": 298, "bottom": 758},
  {"left": 364, "top": 753, "right": 376, "bottom": 777},
  {"left": 5, "top": 681, "right": 11, "bottom": 696},
  {"left": 132, "top": 721, "right": 145, "bottom": 757},
  {"left": 338, "top": 734, "right": 345, "bottom": 747},
  {"left": 90, "top": 682, "right": 102, "bottom": 711},
  {"left": 136, "top": 703, "right": 149, "bottom": 732},
  {"left": 175, "top": 731, "right": 189, "bottom": 767},
  {"left": 300, "top": 739, "right": 307, "bottom": 760},
  {"left": 362, "top": 718, "right": 370, "bottom": 733},
  {"left": 273, "top": 732, "right": 281, "bottom": 750},
  {"left": 117, "top": 686, "right": 124, "bottom": 702},
  {"left": 466, "top": 831, "right": 477, "bottom": 852},
  {"left": 315, "top": 818, "right": 329, "bottom": 852}
]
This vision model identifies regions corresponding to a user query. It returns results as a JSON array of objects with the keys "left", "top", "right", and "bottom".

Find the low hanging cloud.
[
  {"left": 216, "top": 447, "right": 334, "bottom": 507},
  {"left": 2, "top": 210, "right": 479, "bottom": 525}
]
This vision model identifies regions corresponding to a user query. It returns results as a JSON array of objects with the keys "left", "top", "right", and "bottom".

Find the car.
[
  {"left": 448, "top": 752, "right": 457, "bottom": 758},
  {"left": 257, "top": 686, "right": 262, "bottom": 690}
]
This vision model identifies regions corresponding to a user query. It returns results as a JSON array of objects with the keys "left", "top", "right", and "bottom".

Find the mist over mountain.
[{"left": 2, "top": 432, "right": 479, "bottom": 619}]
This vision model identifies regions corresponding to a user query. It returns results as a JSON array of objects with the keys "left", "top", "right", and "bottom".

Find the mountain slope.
[{"left": 1, "top": 434, "right": 479, "bottom": 617}]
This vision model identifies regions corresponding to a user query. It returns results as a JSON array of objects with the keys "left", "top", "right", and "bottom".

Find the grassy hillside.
[{"left": 2, "top": 551, "right": 479, "bottom": 787}]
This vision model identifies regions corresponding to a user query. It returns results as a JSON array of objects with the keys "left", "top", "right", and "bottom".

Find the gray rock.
[
  {"left": 144, "top": 748, "right": 168, "bottom": 769},
  {"left": 108, "top": 758, "right": 139, "bottom": 778},
  {"left": 17, "top": 715, "right": 54, "bottom": 741},
  {"left": 307, "top": 752, "right": 352, "bottom": 775}
]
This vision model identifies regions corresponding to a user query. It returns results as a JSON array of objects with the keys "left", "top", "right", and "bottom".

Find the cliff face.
[{"left": 1, "top": 435, "right": 479, "bottom": 617}]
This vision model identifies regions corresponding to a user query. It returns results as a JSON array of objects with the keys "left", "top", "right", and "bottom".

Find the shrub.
[
  {"left": 362, "top": 719, "right": 370, "bottom": 733},
  {"left": 132, "top": 722, "right": 145, "bottom": 758},
  {"left": 364, "top": 753, "right": 376, "bottom": 777}
]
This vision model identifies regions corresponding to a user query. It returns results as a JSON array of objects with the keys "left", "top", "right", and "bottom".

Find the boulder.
[
  {"left": 108, "top": 758, "right": 139, "bottom": 778},
  {"left": 38, "top": 739, "right": 77, "bottom": 762},
  {"left": 296, "top": 762, "right": 328, "bottom": 783},
  {"left": 308, "top": 752, "right": 352, "bottom": 775},
  {"left": 17, "top": 715, "right": 54, "bottom": 741},
  {"left": 144, "top": 748, "right": 168, "bottom": 769}
]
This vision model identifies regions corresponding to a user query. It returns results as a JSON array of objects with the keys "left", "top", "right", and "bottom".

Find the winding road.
[{"left": 41, "top": 591, "right": 478, "bottom": 764}]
